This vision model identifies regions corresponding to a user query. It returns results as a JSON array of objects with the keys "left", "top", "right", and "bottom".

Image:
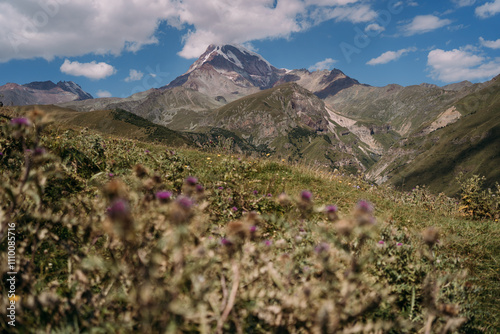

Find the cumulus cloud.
[
  {"left": 0, "top": 0, "right": 176, "bottom": 63},
  {"left": 427, "top": 47, "right": 500, "bottom": 82},
  {"left": 96, "top": 90, "right": 112, "bottom": 98},
  {"left": 366, "top": 47, "right": 416, "bottom": 65},
  {"left": 0, "top": 0, "right": 381, "bottom": 62},
  {"left": 480, "top": 37, "right": 500, "bottom": 49},
  {"left": 401, "top": 15, "right": 452, "bottom": 35},
  {"left": 475, "top": 0, "right": 500, "bottom": 18},
  {"left": 124, "top": 69, "right": 144, "bottom": 82},
  {"left": 309, "top": 58, "right": 337, "bottom": 71},
  {"left": 365, "top": 23, "right": 385, "bottom": 33},
  {"left": 60, "top": 60, "right": 116, "bottom": 80}
]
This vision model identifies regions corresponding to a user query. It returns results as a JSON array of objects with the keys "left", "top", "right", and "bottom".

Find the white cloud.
[
  {"left": 480, "top": 37, "right": 500, "bottom": 49},
  {"left": 366, "top": 47, "right": 416, "bottom": 65},
  {"left": 451, "top": 0, "right": 476, "bottom": 7},
  {"left": 60, "top": 60, "right": 116, "bottom": 80},
  {"left": 309, "top": 58, "right": 337, "bottom": 71},
  {"left": 401, "top": 15, "right": 452, "bottom": 35},
  {"left": 0, "top": 0, "right": 176, "bottom": 63},
  {"left": 475, "top": 0, "right": 500, "bottom": 18},
  {"left": 310, "top": 4, "right": 377, "bottom": 26},
  {"left": 96, "top": 90, "right": 112, "bottom": 98},
  {"left": 0, "top": 0, "right": 382, "bottom": 62},
  {"left": 365, "top": 23, "right": 385, "bottom": 33},
  {"left": 427, "top": 47, "right": 500, "bottom": 82},
  {"left": 124, "top": 69, "right": 144, "bottom": 82}
]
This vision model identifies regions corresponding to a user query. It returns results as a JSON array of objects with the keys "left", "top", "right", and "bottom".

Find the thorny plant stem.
[{"left": 216, "top": 260, "right": 240, "bottom": 334}]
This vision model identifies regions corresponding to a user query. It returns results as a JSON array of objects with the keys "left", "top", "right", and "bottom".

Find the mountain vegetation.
[{"left": 0, "top": 105, "right": 499, "bottom": 333}]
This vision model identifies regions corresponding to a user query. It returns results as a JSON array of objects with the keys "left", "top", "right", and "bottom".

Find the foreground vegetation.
[{"left": 0, "top": 108, "right": 499, "bottom": 333}]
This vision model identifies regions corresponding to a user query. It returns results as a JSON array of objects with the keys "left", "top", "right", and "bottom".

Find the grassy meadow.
[{"left": 0, "top": 107, "right": 499, "bottom": 333}]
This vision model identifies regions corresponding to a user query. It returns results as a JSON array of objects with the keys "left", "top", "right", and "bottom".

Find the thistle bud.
[{"left": 422, "top": 226, "right": 440, "bottom": 248}]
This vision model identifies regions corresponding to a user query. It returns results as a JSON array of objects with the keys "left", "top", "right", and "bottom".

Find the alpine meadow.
[{"left": 1, "top": 1, "right": 500, "bottom": 333}]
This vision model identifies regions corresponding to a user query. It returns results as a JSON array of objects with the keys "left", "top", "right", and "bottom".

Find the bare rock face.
[{"left": 0, "top": 80, "right": 93, "bottom": 106}]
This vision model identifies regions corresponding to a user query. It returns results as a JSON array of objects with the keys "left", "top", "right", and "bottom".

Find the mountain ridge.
[{"left": 0, "top": 80, "right": 93, "bottom": 106}]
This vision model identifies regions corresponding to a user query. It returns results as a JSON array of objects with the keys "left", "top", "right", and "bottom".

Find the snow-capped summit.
[
  {"left": 163, "top": 44, "right": 286, "bottom": 100},
  {"left": 187, "top": 44, "right": 275, "bottom": 76},
  {"left": 163, "top": 43, "right": 365, "bottom": 103}
]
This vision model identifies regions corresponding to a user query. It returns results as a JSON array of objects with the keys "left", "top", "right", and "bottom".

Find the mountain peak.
[{"left": 186, "top": 43, "right": 276, "bottom": 78}]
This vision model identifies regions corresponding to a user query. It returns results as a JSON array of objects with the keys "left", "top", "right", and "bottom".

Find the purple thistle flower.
[
  {"left": 145, "top": 149, "right": 150, "bottom": 154},
  {"left": 218, "top": 186, "right": 224, "bottom": 190},
  {"left": 357, "top": 200, "right": 374, "bottom": 214},
  {"left": 156, "top": 191, "right": 172, "bottom": 202},
  {"left": 326, "top": 205, "right": 338, "bottom": 213},
  {"left": 250, "top": 225, "right": 257, "bottom": 233},
  {"left": 264, "top": 240, "right": 272, "bottom": 247},
  {"left": 34, "top": 147, "right": 46, "bottom": 156},
  {"left": 232, "top": 206, "right": 238, "bottom": 212},
  {"left": 107, "top": 199, "right": 130, "bottom": 219},
  {"left": 177, "top": 196, "right": 193, "bottom": 209},
  {"left": 221, "top": 238, "right": 233, "bottom": 246},
  {"left": 267, "top": 193, "right": 272, "bottom": 197},
  {"left": 253, "top": 190, "right": 258, "bottom": 195},
  {"left": 378, "top": 240, "right": 385, "bottom": 245},
  {"left": 10, "top": 117, "right": 31, "bottom": 127},
  {"left": 108, "top": 173, "right": 114, "bottom": 178},
  {"left": 196, "top": 184, "right": 204, "bottom": 192},
  {"left": 397, "top": 242, "right": 403, "bottom": 246},
  {"left": 301, "top": 190, "right": 312, "bottom": 201},
  {"left": 185, "top": 176, "right": 198, "bottom": 186}
]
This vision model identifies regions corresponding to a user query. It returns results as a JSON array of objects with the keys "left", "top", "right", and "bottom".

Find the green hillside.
[
  {"left": 379, "top": 76, "right": 500, "bottom": 196},
  {"left": 0, "top": 106, "right": 499, "bottom": 333}
]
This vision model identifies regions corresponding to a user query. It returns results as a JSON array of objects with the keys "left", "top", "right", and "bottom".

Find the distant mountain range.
[
  {"left": 0, "top": 81, "right": 92, "bottom": 106},
  {"left": 4, "top": 44, "right": 499, "bottom": 195}
]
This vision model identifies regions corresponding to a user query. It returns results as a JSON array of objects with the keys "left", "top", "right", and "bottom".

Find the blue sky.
[{"left": 0, "top": 0, "right": 499, "bottom": 98}]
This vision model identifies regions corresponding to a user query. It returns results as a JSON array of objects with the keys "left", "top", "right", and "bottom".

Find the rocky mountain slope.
[
  {"left": 53, "top": 44, "right": 499, "bottom": 194},
  {"left": 367, "top": 74, "right": 500, "bottom": 196},
  {"left": 0, "top": 81, "right": 92, "bottom": 106}
]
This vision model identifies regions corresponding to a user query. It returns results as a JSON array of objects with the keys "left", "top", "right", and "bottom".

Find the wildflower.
[
  {"left": 170, "top": 196, "right": 194, "bottom": 225},
  {"left": 298, "top": 190, "right": 313, "bottom": 217},
  {"left": 185, "top": 176, "right": 198, "bottom": 186},
  {"left": 356, "top": 200, "right": 373, "bottom": 214},
  {"left": 264, "top": 240, "right": 272, "bottom": 246},
  {"left": 301, "top": 190, "right": 312, "bottom": 202},
  {"left": 353, "top": 200, "right": 375, "bottom": 226},
  {"left": 250, "top": 225, "right": 257, "bottom": 233},
  {"left": 207, "top": 157, "right": 211, "bottom": 160},
  {"left": 267, "top": 193, "right": 272, "bottom": 197},
  {"left": 315, "top": 242, "right": 330, "bottom": 254},
  {"left": 10, "top": 117, "right": 31, "bottom": 127},
  {"left": 221, "top": 238, "right": 233, "bottom": 246},
  {"left": 156, "top": 191, "right": 172, "bottom": 203},
  {"left": 232, "top": 206, "right": 238, "bottom": 212},
  {"left": 218, "top": 186, "right": 224, "bottom": 190},
  {"left": 177, "top": 196, "right": 193, "bottom": 209},
  {"left": 108, "top": 173, "right": 114, "bottom": 178},
  {"left": 34, "top": 147, "right": 46, "bottom": 156},
  {"left": 397, "top": 242, "right": 403, "bottom": 246},
  {"left": 145, "top": 149, "right": 150, "bottom": 154},
  {"left": 325, "top": 205, "right": 339, "bottom": 222},
  {"left": 378, "top": 240, "right": 385, "bottom": 245},
  {"left": 253, "top": 190, "right": 258, "bottom": 195},
  {"left": 105, "top": 198, "right": 135, "bottom": 241}
]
